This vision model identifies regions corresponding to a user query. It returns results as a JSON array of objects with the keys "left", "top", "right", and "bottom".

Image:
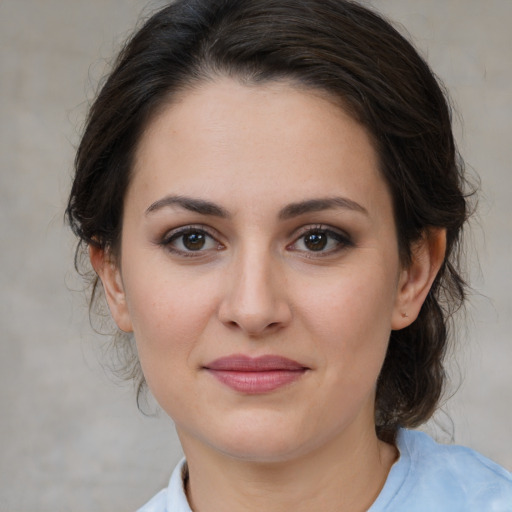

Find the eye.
[
  {"left": 162, "top": 227, "right": 221, "bottom": 255},
  {"left": 289, "top": 226, "right": 352, "bottom": 255}
]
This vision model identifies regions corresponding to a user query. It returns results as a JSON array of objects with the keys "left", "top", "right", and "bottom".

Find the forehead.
[{"left": 130, "top": 78, "right": 390, "bottom": 218}]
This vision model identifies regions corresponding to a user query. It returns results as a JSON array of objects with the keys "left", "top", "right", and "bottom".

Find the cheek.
[
  {"left": 296, "top": 262, "right": 397, "bottom": 374},
  {"left": 302, "top": 267, "right": 396, "bottom": 333},
  {"left": 122, "top": 266, "right": 220, "bottom": 379}
]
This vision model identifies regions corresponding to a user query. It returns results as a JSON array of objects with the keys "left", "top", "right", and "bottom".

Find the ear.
[
  {"left": 391, "top": 228, "right": 446, "bottom": 330},
  {"left": 89, "top": 245, "right": 133, "bottom": 333}
]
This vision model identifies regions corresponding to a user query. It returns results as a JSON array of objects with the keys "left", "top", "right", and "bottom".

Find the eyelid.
[
  {"left": 161, "top": 223, "right": 215, "bottom": 240},
  {"left": 156, "top": 223, "right": 353, "bottom": 258},
  {"left": 287, "top": 224, "right": 354, "bottom": 255},
  {"left": 159, "top": 224, "right": 224, "bottom": 255}
]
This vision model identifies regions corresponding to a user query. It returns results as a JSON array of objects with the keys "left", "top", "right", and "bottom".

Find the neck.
[{"left": 178, "top": 422, "right": 397, "bottom": 512}]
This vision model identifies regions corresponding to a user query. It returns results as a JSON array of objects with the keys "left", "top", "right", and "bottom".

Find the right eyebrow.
[{"left": 145, "top": 195, "right": 230, "bottom": 218}]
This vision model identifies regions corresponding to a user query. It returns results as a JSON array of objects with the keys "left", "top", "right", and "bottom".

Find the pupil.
[
  {"left": 183, "top": 232, "right": 205, "bottom": 250},
  {"left": 305, "top": 232, "right": 327, "bottom": 251}
]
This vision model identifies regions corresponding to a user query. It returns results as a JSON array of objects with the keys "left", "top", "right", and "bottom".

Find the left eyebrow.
[{"left": 278, "top": 197, "right": 368, "bottom": 220}]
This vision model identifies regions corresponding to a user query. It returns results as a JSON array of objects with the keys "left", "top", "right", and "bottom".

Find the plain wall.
[{"left": 1, "top": 1, "right": 511, "bottom": 510}]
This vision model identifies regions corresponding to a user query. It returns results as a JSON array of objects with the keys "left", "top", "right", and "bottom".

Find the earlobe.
[
  {"left": 391, "top": 228, "right": 446, "bottom": 330},
  {"left": 89, "top": 245, "right": 133, "bottom": 333}
]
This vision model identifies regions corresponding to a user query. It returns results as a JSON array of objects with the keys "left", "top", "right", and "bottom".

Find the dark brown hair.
[{"left": 67, "top": 0, "right": 471, "bottom": 439}]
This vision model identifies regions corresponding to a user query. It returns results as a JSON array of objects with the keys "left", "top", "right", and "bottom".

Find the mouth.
[{"left": 203, "top": 354, "right": 309, "bottom": 394}]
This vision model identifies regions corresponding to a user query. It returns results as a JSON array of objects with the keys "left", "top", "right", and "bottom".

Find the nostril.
[{"left": 217, "top": 281, "right": 293, "bottom": 335}]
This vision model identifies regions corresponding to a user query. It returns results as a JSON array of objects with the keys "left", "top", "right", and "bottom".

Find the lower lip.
[{"left": 206, "top": 369, "right": 306, "bottom": 394}]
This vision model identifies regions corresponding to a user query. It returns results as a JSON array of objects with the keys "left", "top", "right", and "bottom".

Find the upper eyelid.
[
  {"left": 159, "top": 226, "right": 223, "bottom": 257},
  {"left": 287, "top": 225, "right": 354, "bottom": 252},
  {"left": 162, "top": 224, "right": 220, "bottom": 241},
  {"left": 157, "top": 223, "right": 352, "bottom": 250},
  {"left": 291, "top": 224, "right": 351, "bottom": 240}
]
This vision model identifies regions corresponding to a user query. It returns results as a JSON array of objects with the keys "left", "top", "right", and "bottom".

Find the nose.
[{"left": 217, "top": 248, "right": 292, "bottom": 337}]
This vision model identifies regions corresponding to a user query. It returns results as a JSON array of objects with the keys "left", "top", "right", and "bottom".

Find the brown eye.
[
  {"left": 162, "top": 227, "right": 220, "bottom": 255},
  {"left": 182, "top": 231, "right": 206, "bottom": 251},
  {"left": 289, "top": 226, "right": 353, "bottom": 256},
  {"left": 303, "top": 232, "right": 328, "bottom": 251}
]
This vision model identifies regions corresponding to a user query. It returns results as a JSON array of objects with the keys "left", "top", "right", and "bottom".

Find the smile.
[{"left": 203, "top": 354, "right": 309, "bottom": 394}]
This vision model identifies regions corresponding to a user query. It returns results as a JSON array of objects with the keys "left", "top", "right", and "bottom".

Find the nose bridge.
[{"left": 218, "top": 240, "right": 291, "bottom": 335}]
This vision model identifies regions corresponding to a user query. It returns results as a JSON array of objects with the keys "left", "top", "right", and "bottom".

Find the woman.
[{"left": 66, "top": 0, "right": 512, "bottom": 510}]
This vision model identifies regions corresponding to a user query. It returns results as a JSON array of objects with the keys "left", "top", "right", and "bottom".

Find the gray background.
[{"left": 1, "top": 0, "right": 511, "bottom": 510}]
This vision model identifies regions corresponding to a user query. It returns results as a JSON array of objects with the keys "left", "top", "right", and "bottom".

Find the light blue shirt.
[{"left": 137, "top": 429, "right": 512, "bottom": 511}]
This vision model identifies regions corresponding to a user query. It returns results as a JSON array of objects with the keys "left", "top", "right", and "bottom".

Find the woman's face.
[{"left": 104, "top": 79, "right": 411, "bottom": 462}]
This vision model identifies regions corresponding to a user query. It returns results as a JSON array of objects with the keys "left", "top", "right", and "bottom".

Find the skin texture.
[{"left": 91, "top": 79, "right": 445, "bottom": 512}]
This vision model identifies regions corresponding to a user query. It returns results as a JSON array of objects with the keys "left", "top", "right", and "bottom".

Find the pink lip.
[{"left": 204, "top": 355, "right": 308, "bottom": 394}]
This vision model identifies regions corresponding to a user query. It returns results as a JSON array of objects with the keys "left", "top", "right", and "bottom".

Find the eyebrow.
[
  {"left": 145, "top": 194, "right": 367, "bottom": 219},
  {"left": 145, "top": 195, "right": 230, "bottom": 218},
  {"left": 278, "top": 197, "right": 368, "bottom": 219}
]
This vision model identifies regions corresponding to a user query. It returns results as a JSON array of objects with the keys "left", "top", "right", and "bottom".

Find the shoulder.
[
  {"left": 402, "top": 428, "right": 511, "bottom": 483},
  {"left": 378, "top": 429, "right": 512, "bottom": 511}
]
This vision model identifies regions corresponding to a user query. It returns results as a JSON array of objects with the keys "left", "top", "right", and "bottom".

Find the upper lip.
[{"left": 204, "top": 354, "right": 307, "bottom": 372}]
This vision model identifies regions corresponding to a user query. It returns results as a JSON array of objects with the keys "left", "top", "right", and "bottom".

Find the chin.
[{"left": 203, "top": 414, "right": 322, "bottom": 464}]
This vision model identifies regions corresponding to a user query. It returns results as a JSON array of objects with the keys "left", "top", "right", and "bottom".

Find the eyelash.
[
  {"left": 159, "top": 224, "right": 353, "bottom": 257},
  {"left": 160, "top": 225, "right": 223, "bottom": 257},
  {"left": 288, "top": 225, "right": 353, "bottom": 257}
]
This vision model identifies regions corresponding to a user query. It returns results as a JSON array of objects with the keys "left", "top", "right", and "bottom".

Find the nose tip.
[
  {"left": 217, "top": 259, "right": 292, "bottom": 337},
  {"left": 220, "top": 303, "right": 292, "bottom": 337}
]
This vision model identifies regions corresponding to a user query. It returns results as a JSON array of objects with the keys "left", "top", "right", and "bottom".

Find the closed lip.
[
  {"left": 204, "top": 354, "right": 308, "bottom": 372},
  {"left": 203, "top": 354, "right": 309, "bottom": 394}
]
